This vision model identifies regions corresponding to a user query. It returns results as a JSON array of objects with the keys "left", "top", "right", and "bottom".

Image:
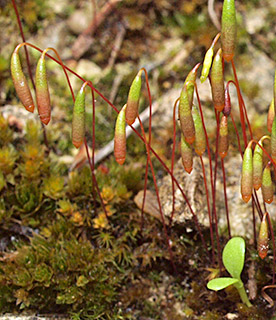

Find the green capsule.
[
  {"left": 180, "top": 133, "right": 193, "bottom": 174},
  {"left": 253, "top": 140, "right": 263, "bottom": 191},
  {"left": 262, "top": 163, "right": 274, "bottom": 204},
  {"left": 179, "top": 65, "right": 200, "bottom": 144},
  {"left": 267, "top": 99, "right": 274, "bottom": 133},
  {"left": 114, "top": 105, "right": 127, "bottom": 165},
  {"left": 185, "top": 63, "right": 200, "bottom": 107},
  {"left": 210, "top": 49, "right": 225, "bottom": 112},
  {"left": 10, "top": 51, "right": 34, "bottom": 113},
  {"left": 192, "top": 105, "right": 206, "bottom": 156},
  {"left": 218, "top": 115, "right": 229, "bottom": 158},
  {"left": 179, "top": 87, "right": 195, "bottom": 144},
  {"left": 72, "top": 84, "right": 86, "bottom": 148},
  {"left": 271, "top": 116, "right": 276, "bottom": 164},
  {"left": 221, "top": 0, "right": 237, "bottom": 62},
  {"left": 200, "top": 47, "right": 214, "bottom": 83},
  {"left": 258, "top": 212, "right": 269, "bottom": 260},
  {"left": 274, "top": 69, "right": 276, "bottom": 114},
  {"left": 36, "top": 53, "right": 51, "bottom": 125},
  {"left": 241, "top": 143, "right": 253, "bottom": 203},
  {"left": 125, "top": 70, "right": 142, "bottom": 125}
]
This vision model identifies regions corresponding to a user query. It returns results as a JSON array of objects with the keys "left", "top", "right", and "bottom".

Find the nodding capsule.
[
  {"left": 180, "top": 134, "right": 193, "bottom": 174},
  {"left": 210, "top": 49, "right": 225, "bottom": 112},
  {"left": 271, "top": 117, "right": 276, "bottom": 164},
  {"left": 241, "top": 143, "right": 253, "bottom": 203},
  {"left": 125, "top": 70, "right": 142, "bottom": 125},
  {"left": 267, "top": 99, "right": 274, "bottom": 133},
  {"left": 221, "top": 0, "right": 237, "bottom": 62},
  {"left": 35, "top": 53, "right": 51, "bottom": 125},
  {"left": 200, "top": 47, "right": 214, "bottom": 84},
  {"left": 253, "top": 140, "right": 263, "bottom": 191},
  {"left": 218, "top": 115, "right": 229, "bottom": 159},
  {"left": 223, "top": 86, "right": 231, "bottom": 117},
  {"left": 258, "top": 212, "right": 269, "bottom": 260},
  {"left": 262, "top": 163, "right": 274, "bottom": 204},
  {"left": 192, "top": 105, "right": 206, "bottom": 156},
  {"left": 114, "top": 105, "right": 127, "bottom": 165},
  {"left": 10, "top": 51, "right": 35, "bottom": 113},
  {"left": 72, "top": 84, "right": 86, "bottom": 148}
]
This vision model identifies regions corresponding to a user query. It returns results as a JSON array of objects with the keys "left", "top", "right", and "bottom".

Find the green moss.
[{"left": 0, "top": 115, "right": 13, "bottom": 146}]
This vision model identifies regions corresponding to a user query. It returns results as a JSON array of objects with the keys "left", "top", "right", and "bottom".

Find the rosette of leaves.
[
  {"left": 43, "top": 175, "right": 64, "bottom": 199},
  {"left": 0, "top": 115, "right": 13, "bottom": 147},
  {"left": 34, "top": 263, "right": 53, "bottom": 286},
  {"left": 68, "top": 167, "right": 92, "bottom": 197},
  {"left": 0, "top": 171, "right": 6, "bottom": 192},
  {"left": 0, "top": 145, "right": 18, "bottom": 175},
  {"left": 14, "top": 183, "right": 42, "bottom": 213},
  {"left": 19, "top": 144, "right": 48, "bottom": 180}
]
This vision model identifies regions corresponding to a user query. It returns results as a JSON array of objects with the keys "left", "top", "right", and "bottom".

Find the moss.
[{"left": 0, "top": 115, "right": 13, "bottom": 146}]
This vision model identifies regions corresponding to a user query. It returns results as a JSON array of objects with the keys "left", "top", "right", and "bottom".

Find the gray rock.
[
  {"left": 67, "top": 4, "right": 94, "bottom": 35},
  {"left": 244, "top": 8, "right": 267, "bottom": 35},
  {"left": 74, "top": 59, "right": 102, "bottom": 85},
  {"left": 29, "top": 22, "right": 70, "bottom": 59},
  {"left": 235, "top": 42, "right": 274, "bottom": 114},
  {"left": 1, "top": 104, "right": 37, "bottom": 129},
  {"left": 159, "top": 152, "right": 276, "bottom": 238},
  {"left": 47, "top": 0, "right": 69, "bottom": 16}
]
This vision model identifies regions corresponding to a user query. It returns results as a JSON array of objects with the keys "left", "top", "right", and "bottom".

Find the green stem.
[{"left": 234, "top": 281, "right": 252, "bottom": 307}]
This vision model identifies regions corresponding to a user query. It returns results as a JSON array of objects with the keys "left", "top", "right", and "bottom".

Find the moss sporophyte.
[{"left": 7, "top": 0, "right": 276, "bottom": 314}]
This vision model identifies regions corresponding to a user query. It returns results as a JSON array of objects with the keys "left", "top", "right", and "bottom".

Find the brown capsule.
[
  {"left": 180, "top": 112, "right": 195, "bottom": 144},
  {"left": 180, "top": 133, "right": 193, "bottom": 174},
  {"left": 10, "top": 51, "right": 35, "bottom": 113},
  {"left": 218, "top": 115, "right": 229, "bottom": 158},
  {"left": 258, "top": 212, "right": 269, "bottom": 260},
  {"left": 223, "top": 85, "right": 231, "bottom": 117}
]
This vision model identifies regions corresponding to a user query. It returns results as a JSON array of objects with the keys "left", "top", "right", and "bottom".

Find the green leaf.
[
  {"left": 222, "top": 237, "right": 245, "bottom": 280},
  {"left": 207, "top": 277, "right": 239, "bottom": 291}
]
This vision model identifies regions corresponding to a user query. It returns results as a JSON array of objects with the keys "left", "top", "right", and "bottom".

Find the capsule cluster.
[
  {"left": 178, "top": 65, "right": 206, "bottom": 174},
  {"left": 241, "top": 138, "right": 274, "bottom": 204},
  {"left": 11, "top": 48, "right": 52, "bottom": 125},
  {"left": 114, "top": 70, "right": 143, "bottom": 165},
  {"left": 11, "top": 51, "right": 35, "bottom": 113}
]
